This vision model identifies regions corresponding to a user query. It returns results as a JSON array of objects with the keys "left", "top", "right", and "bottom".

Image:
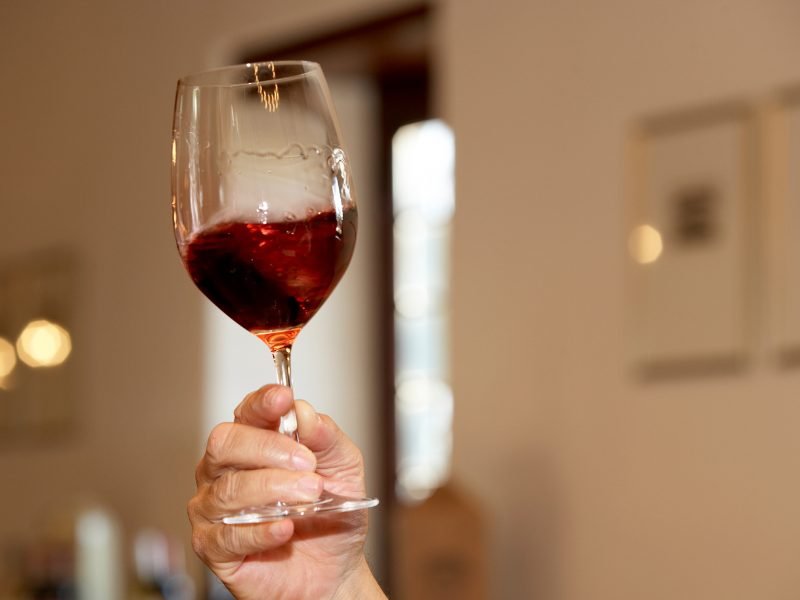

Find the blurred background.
[{"left": 3, "top": 0, "right": 800, "bottom": 598}]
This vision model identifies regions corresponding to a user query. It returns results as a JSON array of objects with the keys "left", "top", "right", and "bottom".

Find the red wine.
[{"left": 183, "top": 208, "right": 356, "bottom": 349}]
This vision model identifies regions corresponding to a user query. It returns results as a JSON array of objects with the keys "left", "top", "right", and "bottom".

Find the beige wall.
[
  {"left": 3, "top": 0, "right": 800, "bottom": 598},
  {"left": 445, "top": 1, "right": 800, "bottom": 599}
]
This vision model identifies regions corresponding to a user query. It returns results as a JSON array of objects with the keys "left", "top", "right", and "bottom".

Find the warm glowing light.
[
  {"left": 629, "top": 224, "right": 663, "bottom": 264},
  {"left": 16, "top": 320, "right": 72, "bottom": 368},
  {"left": 171, "top": 138, "right": 176, "bottom": 166},
  {"left": 0, "top": 337, "right": 16, "bottom": 378},
  {"left": 253, "top": 62, "right": 279, "bottom": 112}
]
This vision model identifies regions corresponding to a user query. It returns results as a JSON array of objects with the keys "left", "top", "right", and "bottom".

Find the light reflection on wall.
[
  {"left": 629, "top": 223, "right": 664, "bottom": 265},
  {"left": 392, "top": 119, "right": 455, "bottom": 503}
]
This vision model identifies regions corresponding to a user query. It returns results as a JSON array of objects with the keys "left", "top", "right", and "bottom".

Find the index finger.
[{"left": 233, "top": 385, "right": 294, "bottom": 428}]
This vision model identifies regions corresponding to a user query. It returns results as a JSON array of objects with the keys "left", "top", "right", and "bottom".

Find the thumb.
[{"left": 294, "top": 400, "right": 366, "bottom": 496}]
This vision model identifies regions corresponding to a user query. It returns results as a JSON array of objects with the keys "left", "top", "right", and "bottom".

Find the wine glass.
[{"left": 171, "top": 61, "right": 378, "bottom": 524}]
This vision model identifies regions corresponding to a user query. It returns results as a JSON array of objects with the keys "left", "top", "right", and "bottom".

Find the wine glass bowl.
[
  {"left": 172, "top": 61, "right": 377, "bottom": 523},
  {"left": 181, "top": 204, "right": 357, "bottom": 351}
]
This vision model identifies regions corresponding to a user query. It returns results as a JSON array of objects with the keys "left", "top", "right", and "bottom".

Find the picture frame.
[
  {"left": 627, "top": 102, "right": 755, "bottom": 376},
  {"left": 765, "top": 88, "right": 800, "bottom": 363}
]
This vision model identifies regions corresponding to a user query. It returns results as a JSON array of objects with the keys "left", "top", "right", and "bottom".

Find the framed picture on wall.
[
  {"left": 766, "top": 89, "right": 800, "bottom": 362},
  {"left": 627, "top": 103, "right": 755, "bottom": 376}
]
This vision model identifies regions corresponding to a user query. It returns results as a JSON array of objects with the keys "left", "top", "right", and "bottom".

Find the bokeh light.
[
  {"left": 0, "top": 336, "right": 17, "bottom": 380},
  {"left": 16, "top": 319, "right": 72, "bottom": 368},
  {"left": 629, "top": 223, "right": 663, "bottom": 264}
]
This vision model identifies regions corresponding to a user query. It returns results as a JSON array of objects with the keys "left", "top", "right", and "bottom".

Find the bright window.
[{"left": 392, "top": 119, "right": 455, "bottom": 502}]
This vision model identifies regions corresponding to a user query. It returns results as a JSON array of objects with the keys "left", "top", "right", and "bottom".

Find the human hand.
[{"left": 187, "top": 385, "right": 385, "bottom": 599}]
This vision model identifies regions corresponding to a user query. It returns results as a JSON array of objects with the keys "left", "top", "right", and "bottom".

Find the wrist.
[{"left": 331, "top": 556, "right": 386, "bottom": 600}]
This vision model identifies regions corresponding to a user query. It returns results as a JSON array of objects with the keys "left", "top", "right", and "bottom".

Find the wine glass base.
[{"left": 220, "top": 492, "right": 379, "bottom": 525}]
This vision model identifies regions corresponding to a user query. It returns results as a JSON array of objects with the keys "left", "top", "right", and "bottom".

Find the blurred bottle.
[
  {"left": 74, "top": 505, "right": 124, "bottom": 600},
  {"left": 133, "top": 528, "right": 195, "bottom": 600},
  {"left": 19, "top": 538, "right": 75, "bottom": 599},
  {"left": 392, "top": 483, "right": 487, "bottom": 600}
]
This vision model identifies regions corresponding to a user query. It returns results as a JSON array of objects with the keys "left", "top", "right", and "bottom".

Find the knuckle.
[
  {"left": 320, "top": 413, "right": 346, "bottom": 442},
  {"left": 187, "top": 496, "right": 201, "bottom": 522},
  {"left": 353, "top": 449, "right": 366, "bottom": 471},
  {"left": 254, "top": 430, "right": 281, "bottom": 460},
  {"left": 319, "top": 413, "right": 337, "bottom": 431},
  {"left": 194, "top": 461, "right": 205, "bottom": 487},
  {"left": 347, "top": 448, "right": 366, "bottom": 478},
  {"left": 191, "top": 530, "right": 207, "bottom": 559},
  {"left": 261, "top": 385, "right": 281, "bottom": 404},
  {"left": 220, "top": 522, "right": 241, "bottom": 552},
  {"left": 236, "top": 390, "right": 258, "bottom": 418},
  {"left": 212, "top": 471, "right": 238, "bottom": 509},
  {"left": 206, "top": 423, "right": 235, "bottom": 464},
  {"left": 257, "top": 469, "right": 278, "bottom": 498}
]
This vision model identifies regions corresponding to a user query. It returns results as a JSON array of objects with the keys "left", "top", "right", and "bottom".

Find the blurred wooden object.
[{"left": 392, "top": 483, "right": 487, "bottom": 600}]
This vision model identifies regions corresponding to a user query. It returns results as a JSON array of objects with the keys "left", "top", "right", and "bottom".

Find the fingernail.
[
  {"left": 298, "top": 475, "right": 322, "bottom": 496},
  {"left": 291, "top": 450, "right": 315, "bottom": 471}
]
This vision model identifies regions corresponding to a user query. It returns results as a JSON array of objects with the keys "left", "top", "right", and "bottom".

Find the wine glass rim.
[{"left": 177, "top": 60, "right": 322, "bottom": 88}]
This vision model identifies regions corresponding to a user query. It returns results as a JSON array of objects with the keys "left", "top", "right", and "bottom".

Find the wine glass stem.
[{"left": 273, "top": 346, "right": 299, "bottom": 442}]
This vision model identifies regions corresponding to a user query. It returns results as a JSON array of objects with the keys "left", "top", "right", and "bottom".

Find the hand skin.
[{"left": 187, "top": 385, "right": 386, "bottom": 600}]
